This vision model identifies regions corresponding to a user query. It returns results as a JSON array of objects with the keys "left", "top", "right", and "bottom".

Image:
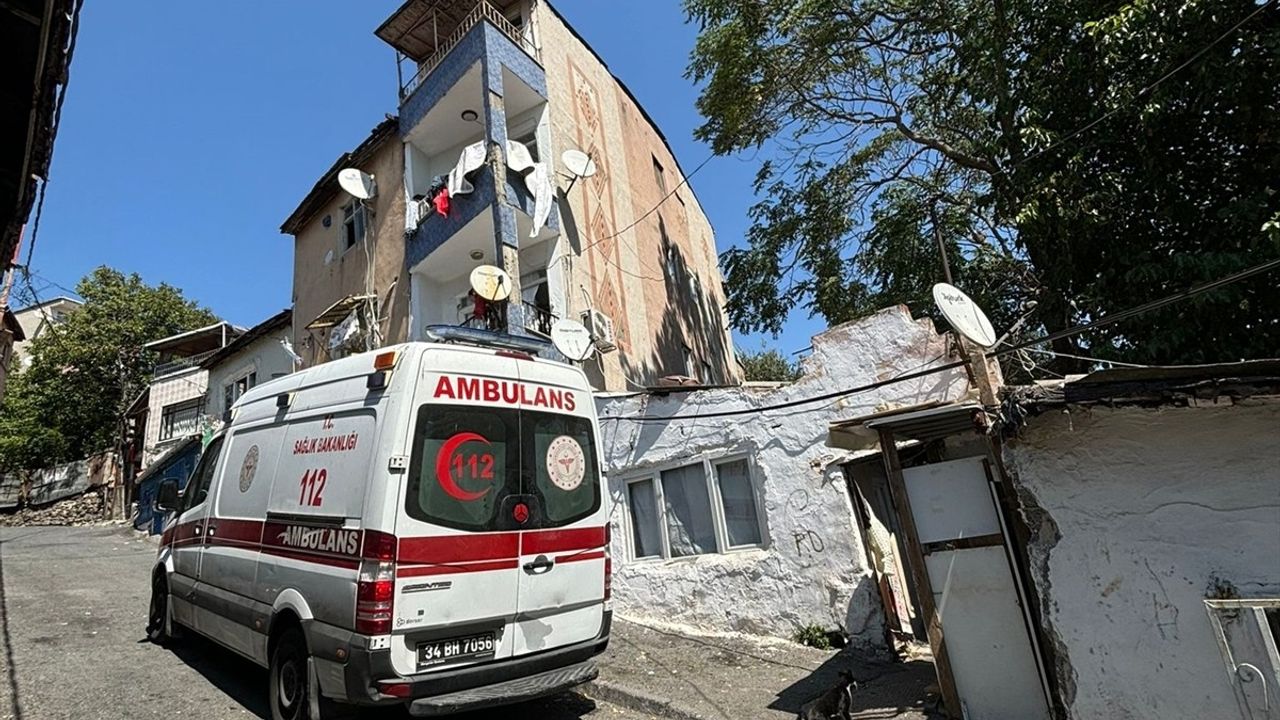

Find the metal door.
[{"left": 903, "top": 456, "right": 1051, "bottom": 720}]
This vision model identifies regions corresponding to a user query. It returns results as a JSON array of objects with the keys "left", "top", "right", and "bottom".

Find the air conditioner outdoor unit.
[{"left": 581, "top": 308, "right": 617, "bottom": 352}]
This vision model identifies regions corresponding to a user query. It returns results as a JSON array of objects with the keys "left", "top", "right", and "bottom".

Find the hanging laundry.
[
  {"left": 505, "top": 139, "right": 554, "bottom": 237},
  {"left": 433, "top": 186, "right": 450, "bottom": 217},
  {"left": 527, "top": 162, "right": 553, "bottom": 237},
  {"left": 448, "top": 141, "right": 486, "bottom": 196},
  {"left": 506, "top": 139, "right": 536, "bottom": 173}
]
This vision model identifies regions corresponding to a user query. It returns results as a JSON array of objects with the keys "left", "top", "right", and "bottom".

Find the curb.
[{"left": 583, "top": 679, "right": 708, "bottom": 720}]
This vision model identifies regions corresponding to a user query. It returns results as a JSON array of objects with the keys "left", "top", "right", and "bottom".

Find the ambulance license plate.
[{"left": 417, "top": 632, "right": 496, "bottom": 668}]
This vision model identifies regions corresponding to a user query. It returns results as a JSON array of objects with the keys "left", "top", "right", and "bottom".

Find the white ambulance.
[{"left": 146, "top": 334, "right": 612, "bottom": 719}]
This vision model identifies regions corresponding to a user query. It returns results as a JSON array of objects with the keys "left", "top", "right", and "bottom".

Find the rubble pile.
[{"left": 0, "top": 491, "right": 106, "bottom": 527}]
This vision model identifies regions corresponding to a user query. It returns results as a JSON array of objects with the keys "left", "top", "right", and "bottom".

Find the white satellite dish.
[
  {"left": 932, "top": 283, "right": 998, "bottom": 348},
  {"left": 561, "top": 149, "right": 597, "bottom": 179},
  {"left": 550, "top": 318, "right": 595, "bottom": 361},
  {"left": 338, "top": 168, "right": 376, "bottom": 200},
  {"left": 469, "top": 265, "right": 512, "bottom": 302}
]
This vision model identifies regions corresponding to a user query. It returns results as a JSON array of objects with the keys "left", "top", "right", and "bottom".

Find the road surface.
[{"left": 0, "top": 525, "right": 649, "bottom": 720}]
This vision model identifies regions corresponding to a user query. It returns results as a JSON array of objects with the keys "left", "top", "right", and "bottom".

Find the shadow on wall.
[{"left": 621, "top": 230, "right": 734, "bottom": 387}]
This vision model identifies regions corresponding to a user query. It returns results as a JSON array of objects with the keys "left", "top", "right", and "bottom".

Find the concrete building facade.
[
  {"left": 201, "top": 309, "right": 295, "bottom": 422},
  {"left": 597, "top": 306, "right": 970, "bottom": 641},
  {"left": 282, "top": 0, "right": 739, "bottom": 391},
  {"left": 1001, "top": 367, "right": 1280, "bottom": 720},
  {"left": 9, "top": 295, "right": 80, "bottom": 369},
  {"left": 140, "top": 322, "right": 240, "bottom": 465}
]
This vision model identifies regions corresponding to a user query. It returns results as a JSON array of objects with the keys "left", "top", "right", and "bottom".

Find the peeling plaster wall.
[
  {"left": 1003, "top": 401, "right": 1280, "bottom": 719},
  {"left": 596, "top": 306, "right": 969, "bottom": 641}
]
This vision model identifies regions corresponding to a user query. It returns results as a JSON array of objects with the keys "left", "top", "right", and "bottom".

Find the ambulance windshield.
[{"left": 405, "top": 405, "right": 601, "bottom": 531}]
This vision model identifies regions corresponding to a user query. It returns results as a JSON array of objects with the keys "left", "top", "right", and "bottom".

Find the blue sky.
[{"left": 28, "top": 1, "right": 820, "bottom": 357}]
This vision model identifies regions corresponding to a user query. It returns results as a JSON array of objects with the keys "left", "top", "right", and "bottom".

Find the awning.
[
  {"left": 305, "top": 295, "right": 374, "bottom": 331},
  {"left": 829, "top": 401, "right": 983, "bottom": 451},
  {"left": 376, "top": 0, "right": 478, "bottom": 61}
]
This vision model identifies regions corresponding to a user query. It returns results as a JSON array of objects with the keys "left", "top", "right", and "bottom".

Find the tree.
[
  {"left": 686, "top": 0, "right": 1280, "bottom": 366},
  {"left": 0, "top": 267, "right": 216, "bottom": 471},
  {"left": 739, "top": 346, "right": 804, "bottom": 381}
]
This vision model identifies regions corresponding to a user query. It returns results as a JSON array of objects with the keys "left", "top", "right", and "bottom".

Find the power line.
[
  {"left": 994, "top": 257, "right": 1280, "bottom": 357},
  {"left": 578, "top": 153, "right": 714, "bottom": 258},
  {"left": 991, "top": 0, "right": 1277, "bottom": 179},
  {"left": 601, "top": 255, "right": 1280, "bottom": 422}
]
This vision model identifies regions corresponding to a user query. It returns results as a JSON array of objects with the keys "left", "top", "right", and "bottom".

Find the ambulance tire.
[
  {"left": 146, "top": 572, "right": 183, "bottom": 645},
  {"left": 269, "top": 627, "right": 349, "bottom": 720}
]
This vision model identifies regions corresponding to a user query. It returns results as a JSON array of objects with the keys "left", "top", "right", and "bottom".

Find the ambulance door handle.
[{"left": 523, "top": 555, "right": 554, "bottom": 575}]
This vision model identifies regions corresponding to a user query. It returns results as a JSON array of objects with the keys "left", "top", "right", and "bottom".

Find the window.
[
  {"left": 652, "top": 155, "right": 667, "bottom": 193},
  {"left": 405, "top": 404, "right": 601, "bottom": 531},
  {"left": 160, "top": 399, "right": 203, "bottom": 441},
  {"left": 513, "top": 130, "right": 539, "bottom": 162},
  {"left": 341, "top": 199, "right": 367, "bottom": 251},
  {"left": 223, "top": 371, "right": 258, "bottom": 412},
  {"left": 182, "top": 435, "right": 225, "bottom": 511},
  {"left": 624, "top": 456, "right": 763, "bottom": 560},
  {"left": 682, "top": 344, "right": 696, "bottom": 378}
]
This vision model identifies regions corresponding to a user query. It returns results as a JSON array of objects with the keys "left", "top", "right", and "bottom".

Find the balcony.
[
  {"left": 378, "top": 1, "right": 544, "bottom": 128},
  {"left": 153, "top": 350, "right": 217, "bottom": 379}
]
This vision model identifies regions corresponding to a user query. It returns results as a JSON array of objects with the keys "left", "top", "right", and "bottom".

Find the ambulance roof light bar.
[{"left": 423, "top": 325, "right": 556, "bottom": 358}]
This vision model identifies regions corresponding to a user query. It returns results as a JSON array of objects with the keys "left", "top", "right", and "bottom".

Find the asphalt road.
[{"left": 0, "top": 525, "right": 649, "bottom": 720}]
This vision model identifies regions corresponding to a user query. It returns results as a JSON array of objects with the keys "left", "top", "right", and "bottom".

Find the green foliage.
[
  {"left": 793, "top": 624, "right": 833, "bottom": 650},
  {"left": 738, "top": 346, "right": 803, "bottom": 382},
  {"left": 687, "top": 0, "right": 1280, "bottom": 366},
  {"left": 0, "top": 267, "right": 217, "bottom": 471}
]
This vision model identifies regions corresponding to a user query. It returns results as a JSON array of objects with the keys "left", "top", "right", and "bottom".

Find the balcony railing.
[
  {"left": 523, "top": 301, "right": 556, "bottom": 338},
  {"left": 400, "top": 1, "right": 540, "bottom": 100},
  {"left": 153, "top": 350, "right": 217, "bottom": 379}
]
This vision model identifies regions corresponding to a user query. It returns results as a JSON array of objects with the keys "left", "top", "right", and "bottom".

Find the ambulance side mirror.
[{"left": 156, "top": 479, "right": 181, "bottom": 514}]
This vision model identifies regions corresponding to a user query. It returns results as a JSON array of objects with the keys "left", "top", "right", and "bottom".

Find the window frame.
[
  {"left": 621, "top": 453, "right": 766, "bottom": 562},
  {"left": 160, "top": 398, "right": 204, "bottom": 442},
  {"left": 341, "top": 199, "right": 368, "bottom": 254},
  {"left": 651, "top": 154, "right": 667, "bottom": 194},
  {"left": 222, "top": 367, "right": 258, "bottom": 412}
]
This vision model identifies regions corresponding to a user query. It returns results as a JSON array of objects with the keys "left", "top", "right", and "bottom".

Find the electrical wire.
[
  {"left": 577, "top": 154, "right": 715, "bottom": 258},
  {"left": 601, "top": 255, "right": 1280, "bottom": 423},
  {"left": 989, "top": 0, "right": 1277, "bottom": 179},
  {"left": 1023, "top": 348, "right": 1147, "bottom": 369},
  {"left": 19, "top": 0, "right": 83, "bottom": 274}
]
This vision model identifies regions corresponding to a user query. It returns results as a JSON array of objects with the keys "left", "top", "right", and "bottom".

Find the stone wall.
[
  {"left": 597, "top": 306, "right": 969, "bottom": 641},
  {"left": 1003, "top": 401, "right": 1280, "bottom": 718}
]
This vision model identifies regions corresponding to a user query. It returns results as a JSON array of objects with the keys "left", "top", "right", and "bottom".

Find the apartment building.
[{"left": 282, "top": 0, "right": 739, "bottom": 390}]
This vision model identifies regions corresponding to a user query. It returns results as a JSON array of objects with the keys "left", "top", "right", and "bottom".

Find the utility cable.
[{"left": 601, "top": 255, "right": 1280, "bottom": 422}]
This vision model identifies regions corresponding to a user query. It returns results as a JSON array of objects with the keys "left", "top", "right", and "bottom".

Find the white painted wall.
[
  {"left": 205, "top": 335, "right": 296, "bottom": 421},
  {"left": 1003, "top": 401, "right": 1280, "bottom": 719},
  {"left": 596, "top": 306, "right": 970, "bottom": 642}
]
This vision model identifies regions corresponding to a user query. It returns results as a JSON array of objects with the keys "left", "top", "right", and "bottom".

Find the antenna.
[
  {"left": 550, "top": 318, "right": 596, "bottom": 362},
  {"left": 560, "top": 149, "right": 597, "bottom": 192},
  {"left": 932, "top": 283, "right": 998, "bottom": 348},
  {"left": 338, "top": 168, "right": 377, "bottom": 200},
  {"left": 469, "top": 265, "right": 512, "bottom": 302}
]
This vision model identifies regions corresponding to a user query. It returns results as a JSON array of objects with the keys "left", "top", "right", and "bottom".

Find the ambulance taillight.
[{"left": 356, "top": 530, "right": 397, "bottom": 635}]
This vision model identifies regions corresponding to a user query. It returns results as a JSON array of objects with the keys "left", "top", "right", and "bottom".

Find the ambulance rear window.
[
  {"left": 406, "top": 406, "right": 519, "bottom": 532},
  {"left": 406, "top": 405, "right": 601, "bottom": 531}
]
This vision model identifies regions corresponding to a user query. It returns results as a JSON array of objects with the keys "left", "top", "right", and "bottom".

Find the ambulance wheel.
[
  {"left": 146, "top": 572, "right": 181, "bottom": 645},
  {"left": 270, "top": 627, "right": 348, "bottom": 720}
]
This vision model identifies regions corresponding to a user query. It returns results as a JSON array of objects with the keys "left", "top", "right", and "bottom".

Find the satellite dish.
[
  {"left": 932, "top": 283, "right": 998, "bottom": 348},
  {"left": 561, "top": 149, "right": 597, "bottom": 179},
  {"left": 550, "top": 318, "right": 595, "bottom": 361},
  {"left": 338, "top": 168, "right": 376, "bottom": 200},
  {"left": 469, "top": 265, "right": 512, "bottom": 302}
]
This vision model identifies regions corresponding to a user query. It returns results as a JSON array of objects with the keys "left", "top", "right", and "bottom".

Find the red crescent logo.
[{"left": 435, "top": 432, "right": 492, "bottom": 502}]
